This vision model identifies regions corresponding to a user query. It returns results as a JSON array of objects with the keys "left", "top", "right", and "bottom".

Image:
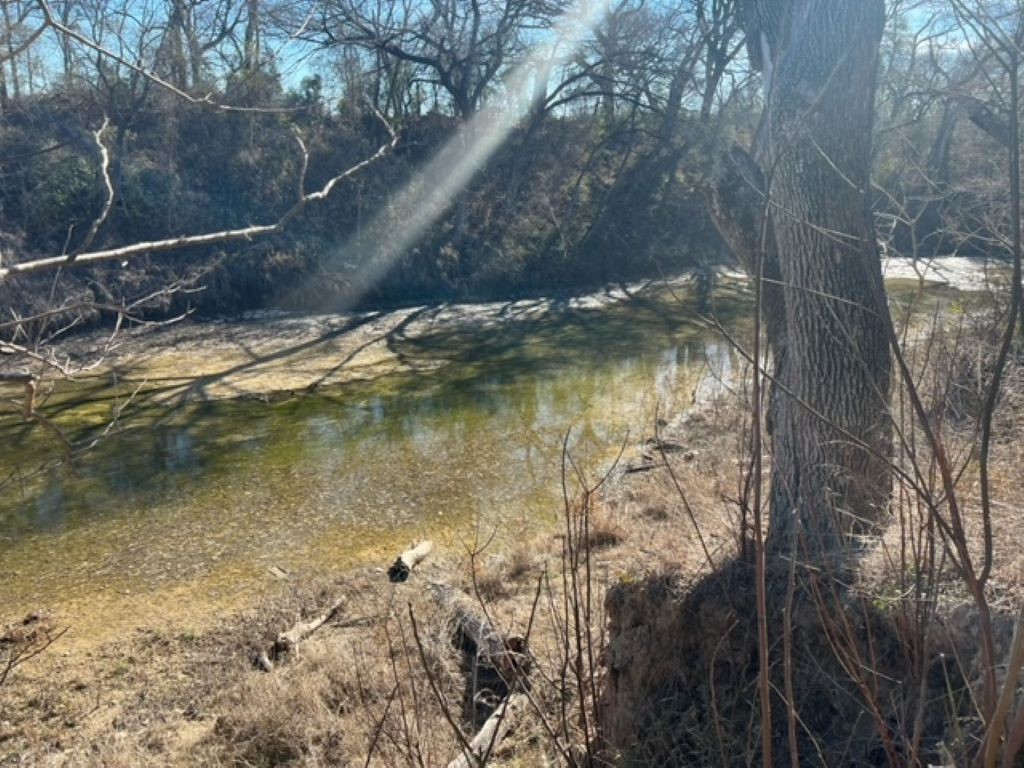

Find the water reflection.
[
  {"left": 162, "top": 430, "right": 199, "bottom": 475},
  {"left": 0, "top": 287, "right": 744, "bottom": 627},
  {"left": 32, "top": 485, "right": 66, "bottom": 533}
]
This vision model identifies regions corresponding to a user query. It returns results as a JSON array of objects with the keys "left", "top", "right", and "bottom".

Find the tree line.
[
  {"left": 0, "top": 0, "right": 1017, "bottom": 326},
  {"left": 0, "top": 0, "right": 745, "bottom": 331}
]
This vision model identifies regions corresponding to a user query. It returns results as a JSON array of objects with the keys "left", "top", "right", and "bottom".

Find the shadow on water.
[
  {"left": 0, "top": 281, "right": 752, "bottom": 630},
  {"left": 0, "top": 287, "right": 746, "bottom": 526}
]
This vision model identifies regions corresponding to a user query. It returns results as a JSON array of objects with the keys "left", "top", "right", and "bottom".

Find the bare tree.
[
  {"left": 0, "top": 1, "right": 397, "bottom": 354},
  {"left": 311, "top": 0, "right": 550, "bottom": 121}
]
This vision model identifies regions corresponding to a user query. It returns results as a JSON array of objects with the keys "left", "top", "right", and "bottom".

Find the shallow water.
[{"left": 0, "top": 283, "right": 744, "bottom": 644}]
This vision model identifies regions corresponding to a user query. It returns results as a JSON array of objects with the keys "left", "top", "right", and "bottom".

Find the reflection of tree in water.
[
  {"left": 655, "top": 346, "right": 680, "bottom": 416},
  {"left": 33, "top": 484, "right": 67, "bottom": 532},
  {"left": 161, "top": 429, "right": 199, "bottom": 474},
  {"left": 692, "top": 341, "right": 735, "bottom": 408},
  {"left": 510, "top": 378, "right": 543, "bottom": 482},
  {"left": 694, "top": 262, "right": 717, "bottom": 315}
]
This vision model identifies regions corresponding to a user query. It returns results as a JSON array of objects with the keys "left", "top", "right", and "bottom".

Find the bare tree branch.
[
  {"left": 0, "top": 115, "right": 398, "bottom": 282},
  {"left": 0, "top": 20, "right": 46, "bottom": 64},
  {"left": 35, "top": 0, "right": 293, "bottom": 114},
  {"left": 70, "top": 117, "right": 115, "bottom": 262}
]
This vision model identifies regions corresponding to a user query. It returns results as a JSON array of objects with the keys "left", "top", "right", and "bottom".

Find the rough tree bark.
[{"left": 713, "top": 0, "right": 892, "bottom": 559}]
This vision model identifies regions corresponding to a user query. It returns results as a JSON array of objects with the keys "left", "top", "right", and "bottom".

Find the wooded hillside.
[{"left": 0, "top": 0, "right": 1012, "bottom": 331}]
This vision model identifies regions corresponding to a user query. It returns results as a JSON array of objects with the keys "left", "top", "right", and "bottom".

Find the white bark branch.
[
  {"left": 270, "top": 596, "right": 348, "bottom": 661},
  {"left": 446, "top": 693, "right": 527, "bottom": 768},
  {"left": 0, "top": 119, "right": 398, "bottom": 282},
  {"left": 70, "top": 117, "right": 114, "bottom": 261}
]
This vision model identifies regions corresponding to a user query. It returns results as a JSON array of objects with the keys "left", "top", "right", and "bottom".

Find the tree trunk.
[
  {"left": 243, "top": 0, "right": 261, "bottom": 71},
  {"left": 763, "top": 0, "right": 891, "bottom": 556},
  {"left": 721, "top": 0, "right": 892, "bottom": 559},
  {"left": 0, "top": 63, "right": 8, "bottom": 113},
  {"left": 2, "top": 1, "right": 22, "bottom": 101}
]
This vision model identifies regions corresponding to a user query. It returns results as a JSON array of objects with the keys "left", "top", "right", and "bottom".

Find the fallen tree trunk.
[
  {"left": 429, "top": 583, "right": 530, "bottom": 725},
  {"left": 388, "top": 540, "right": 434, "bottom": 582},
  {"left": 446, "top": 693, "right": 528, "bottom": 768},
  {"left": 429, "top": 583, "right": 526, "bottom": 670}
]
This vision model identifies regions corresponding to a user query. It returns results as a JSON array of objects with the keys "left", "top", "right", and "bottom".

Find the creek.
[
  {"left": 0, "top": 262, "right": 983, "bottom": 645},
  {"left": 0, "top": 280, "right": 746, "bottom": 644}
]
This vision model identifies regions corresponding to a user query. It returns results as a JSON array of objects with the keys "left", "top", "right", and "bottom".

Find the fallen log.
[
  {"left": 429, "top": 583, "right": 531, "bottom": 725},
  {"left": 430, "top": 584, "right": 525, "bottom": 665},
  {"left": 388, "top": 540, "right": 434, "bottom": 582},
  {"left": 270, "top": 596, "right": 347, "bottom": 661},
  {"left": 446, "top": 693, "right": 528, "bottom": 768},
  {"left": 253, "top": 650, "right": 275, "bottom": 672}
]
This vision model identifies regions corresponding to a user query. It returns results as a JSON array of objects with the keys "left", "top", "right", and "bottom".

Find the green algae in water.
[
  {"left": 0, "top": 286, "right": 740, "bottom": 641},
  {"left": 0, "top": 276, "right": 973, "bottom": 642}
]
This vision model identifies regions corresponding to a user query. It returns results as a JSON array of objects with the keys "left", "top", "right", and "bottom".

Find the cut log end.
[
  {"left": 388, "top": 540, "right": 434, "bottom": 582},
  {"left": 387, "top": 558, "right": 412, "bottom": 583}
]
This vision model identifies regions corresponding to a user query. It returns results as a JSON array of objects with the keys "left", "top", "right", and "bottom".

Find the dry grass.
[
  {"left": 595, "top": 308, "right": 1024, "bottom": 766},
  {"left": 586, "top": 505, "right": 628, "bottom": 550}
]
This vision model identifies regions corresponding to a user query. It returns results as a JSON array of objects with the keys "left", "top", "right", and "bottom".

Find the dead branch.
[
  {"left": 0, "top": 614, "right": 68, "bottom": 687},
  {"left": 429, "top": 583, "right": 524, "bottom": 671},
  {"left": 69, "top": 117, "right": 115, "bottom": 261},
  {"left": 1004, "top": 703, "right": 1024, "bottom": 768},
  {"left": 407, "top": 604, "right": 479, "bottom": 764},
  {"left": 429, "top": 580, "right": 530, "bottom": 732},
  {"left": 253, "top": 650, "right": 274, "bottom": 673},
  {"left": 982, "top": 606, "right": 1024, "bottom": 768},
  {"left": 0, "top": 21, "right": 45, "bottom": 66},
  {"left": 0, "top": 117, "right": 398, "bottom": 282},
  {"left": 446, "top": 693, "right": 528, "bottom": 768},
  {"left": 270, "top": 596, "right": 347, "bottom": 662}
]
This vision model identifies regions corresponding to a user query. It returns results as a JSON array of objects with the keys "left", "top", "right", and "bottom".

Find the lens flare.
[{"left": 295, "top": 0, "right": 614, "bottom": 308}]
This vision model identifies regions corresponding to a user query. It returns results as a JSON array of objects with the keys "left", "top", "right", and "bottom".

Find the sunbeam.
[{"left": 291, "top": 0, "right": 615, "bottom": 309}]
